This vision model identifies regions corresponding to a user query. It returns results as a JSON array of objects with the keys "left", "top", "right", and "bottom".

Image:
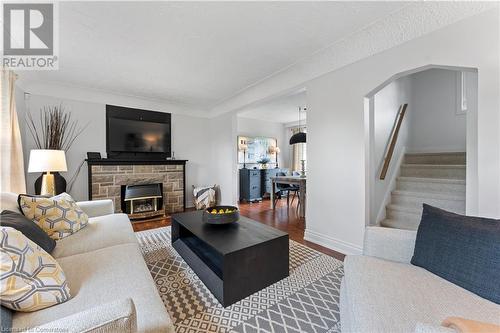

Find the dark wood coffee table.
[{"left": 171, "top": 210, "right": 289, "bottom": 307}]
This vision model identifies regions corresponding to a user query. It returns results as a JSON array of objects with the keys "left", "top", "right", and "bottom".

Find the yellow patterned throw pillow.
[
  {"left": 0, "top": 227, "right": 71, "bottom": 311},
  {"left": 18, "top": 193, "right": 88, "bottom": 240}
]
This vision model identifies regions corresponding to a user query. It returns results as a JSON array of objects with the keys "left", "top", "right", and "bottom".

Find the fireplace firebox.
[{"left": 121, "top": 183, "right": 164, "bottom": 220}]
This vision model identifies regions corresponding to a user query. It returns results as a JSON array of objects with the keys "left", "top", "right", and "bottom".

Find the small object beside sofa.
[
  {"left": 0, "top": 192, "right": 173, "bottom": 333},
  {"left": 340, "top": 226, "right": 500, "bottom": 333}
]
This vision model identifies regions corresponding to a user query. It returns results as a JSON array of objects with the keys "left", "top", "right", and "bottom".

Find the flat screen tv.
[{"left": 106, "top": 105, "right": 171, "bottom": 160}]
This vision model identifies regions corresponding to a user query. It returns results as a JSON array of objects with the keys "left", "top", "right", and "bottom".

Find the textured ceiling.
[
  {"left": 18, "top": 1, "right": 407, "bottom": 111},
  {"left": 212, "top": 1, "right": 495, "bottom": 116},
  {"left": 238, "top": 90, "right": 307, "bottom": 124}
]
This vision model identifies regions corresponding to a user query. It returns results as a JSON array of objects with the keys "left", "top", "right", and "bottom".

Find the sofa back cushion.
[
  {"left": 411, "top": 204, "right": 500, "bottom": 304},
  {"left": 0, "top": 193, "right": 20, "bottom": 214},
  {"left": 0, "top": 210, "right": 56, "bottom": 253}
]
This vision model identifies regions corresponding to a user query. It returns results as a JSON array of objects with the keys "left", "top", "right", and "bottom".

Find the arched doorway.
[{"left": 364, "top": 65, "right": 478, "bottom": 229}]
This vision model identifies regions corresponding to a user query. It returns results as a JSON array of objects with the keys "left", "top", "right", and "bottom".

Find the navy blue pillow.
[
  {"left": 1, "top": 306, "right": 12, "bottom": 331},
  {"left": 411, "top": 204, "right": 500, "bottom": 304},
  {"left": 0, "top": 210, "right": 56, "bottom": 253}
]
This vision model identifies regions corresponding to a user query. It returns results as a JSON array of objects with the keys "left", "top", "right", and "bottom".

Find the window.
[{"left": 456, "top": 71, "right": 467, "bottom": 115}]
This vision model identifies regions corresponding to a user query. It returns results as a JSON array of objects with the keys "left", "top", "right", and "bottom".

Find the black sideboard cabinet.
[{"left": 239, "top": 168, "right": 287, "bottom": 202}]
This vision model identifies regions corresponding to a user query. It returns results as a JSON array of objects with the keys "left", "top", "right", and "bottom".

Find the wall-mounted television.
[{"left": 106, "top": 105, "right": 171, "bottom": 160}]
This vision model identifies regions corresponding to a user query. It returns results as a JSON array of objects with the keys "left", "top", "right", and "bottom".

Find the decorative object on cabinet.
[{"left": 257, "top": 157, "right": 271, "bottom": 169}]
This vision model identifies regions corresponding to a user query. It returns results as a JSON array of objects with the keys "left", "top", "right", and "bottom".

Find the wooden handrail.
[{"left": 380, "top": 103, "right": 408, "bottom": 180}]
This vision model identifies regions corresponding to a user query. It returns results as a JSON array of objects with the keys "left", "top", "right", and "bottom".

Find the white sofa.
[
  {"left": 0, "top": 193, "right": 174, "bottom": 333},
  {"left": 340, "top": 226, "right": 500, "bottom": 333}
]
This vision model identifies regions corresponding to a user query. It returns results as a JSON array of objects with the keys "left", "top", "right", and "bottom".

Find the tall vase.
[{"left": 300, "top": 160, "right": 306, "bottom": 178}]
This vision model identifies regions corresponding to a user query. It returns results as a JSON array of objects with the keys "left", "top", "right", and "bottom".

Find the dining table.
[{"left": 270, "top": 176, "right": 307, "bottom": 218}]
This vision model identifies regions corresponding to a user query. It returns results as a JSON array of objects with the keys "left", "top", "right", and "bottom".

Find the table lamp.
[
  {"left": 28, "top": 149, "right": 68, "bottom": 196},
  {"left": 238, "top": 138, "right": 248, "bottom": 169}
]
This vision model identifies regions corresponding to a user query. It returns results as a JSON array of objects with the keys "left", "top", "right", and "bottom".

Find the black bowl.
[{"left": 203, "top": 206, "right": 240, "bottom": 224}]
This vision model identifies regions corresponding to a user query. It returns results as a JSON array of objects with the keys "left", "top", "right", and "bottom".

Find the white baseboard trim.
[{"left": 304, "top": 229, "right": 362, "bottom": 255}]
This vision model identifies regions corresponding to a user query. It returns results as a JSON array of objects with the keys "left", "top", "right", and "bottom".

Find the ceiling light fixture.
[{"left": 289, "top": 106, "right": 306, "bottom": 145}]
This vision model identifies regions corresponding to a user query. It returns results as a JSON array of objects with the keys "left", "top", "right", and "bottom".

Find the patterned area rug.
[{"left": 136, "top": 227, "right": 344, "bottom": 333}]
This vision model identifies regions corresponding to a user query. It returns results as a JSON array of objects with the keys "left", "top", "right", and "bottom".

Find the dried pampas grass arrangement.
[{"left": 26, "top": 104, "right": 87, "bottom": 151}]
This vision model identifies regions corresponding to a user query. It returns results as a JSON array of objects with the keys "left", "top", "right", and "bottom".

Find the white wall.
[
  {"left": 236, "top": 117, "right": 289, "bottom": 169},
  {"left": 371, "top": 76, "right": 412, "bottom": 223},
  {"left": 408, "top": 69, "right": 467, "bottom": 153},
  {"left": 208, "top": 112, "right": 238, "bottom": 205},
  {"left": 16, "top": 92, "right": 212, "bottom": 207},
  {"left": 304, "top": 9, "right": 500, "bottom": 254}
]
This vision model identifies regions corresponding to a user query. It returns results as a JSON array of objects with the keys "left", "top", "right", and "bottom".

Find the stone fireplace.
[{"left": 87, "top": 159, "right": 187, "bottom": 215}]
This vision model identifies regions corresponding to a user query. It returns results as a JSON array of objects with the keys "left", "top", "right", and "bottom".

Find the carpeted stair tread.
[
  {"left": 401, "top": 164, "right": 466, "bottom": 168},
  {"left": 400, "top": 164, "right": 466, "bottom": 179},
  {"left": 380, "top": 218, "right": 420, "bottom": 230},
  {"left": 387, "top": 204, "right": 422, "bottom": 214},
  {"left": 392, "top": 190, "right": 465, "bottom": 201},
  {"left": 404, "top": 152, "right": 466, "bottom": 165},
  {"left": 396, "top": 176, "right": 465, "bottom": 185}
]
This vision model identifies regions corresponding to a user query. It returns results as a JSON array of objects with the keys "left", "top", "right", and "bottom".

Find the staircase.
[{"left": 381, "top": 152, "right": 466, "bottom": 230}]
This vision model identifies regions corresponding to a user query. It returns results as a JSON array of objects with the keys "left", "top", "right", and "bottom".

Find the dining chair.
[
  {"left": 289, "top": 172, "right": 301, "bottom": 208},
  {"left": 274, "top": 172, "right": 295, "bottom": 207}
]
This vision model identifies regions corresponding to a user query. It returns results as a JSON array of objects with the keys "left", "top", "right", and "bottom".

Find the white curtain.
[
  {"left": 0, "top": 69, "right": 26, "bottom": 193},
  {"left": 291, "top": 126, "right": 307, "bottom": 172}
]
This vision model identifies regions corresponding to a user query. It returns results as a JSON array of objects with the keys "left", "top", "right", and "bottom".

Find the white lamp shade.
[{"left": 28, "top": 149, "right": 68, "bottom": 173}]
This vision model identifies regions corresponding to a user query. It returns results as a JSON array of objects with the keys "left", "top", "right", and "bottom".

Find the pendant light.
[{"left": 289, "top": 106, "right": 306, "bottom": 145}]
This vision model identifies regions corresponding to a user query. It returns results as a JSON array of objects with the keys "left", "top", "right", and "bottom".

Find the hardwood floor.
[
  {"left": 238, "top": 199, "right": 345, "bottom": 261},
  {"left": 131, "top": 216, "right": 171, "bottom": 231},
  {"left": 132, "top": 198, "right": 345, "bottom": 261}
]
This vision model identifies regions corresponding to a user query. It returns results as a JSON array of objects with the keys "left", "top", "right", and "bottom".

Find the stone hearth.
[{"left": 87, "top": 160, "right": 186, "bottom": 214}]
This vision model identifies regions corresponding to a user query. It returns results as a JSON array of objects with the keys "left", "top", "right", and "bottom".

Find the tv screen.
[
  {"left": 106, "top": 105, "right": 171, "bottom": 158},
  {"left": 108, "top": 118, "right": 170, "bottom": 153}
]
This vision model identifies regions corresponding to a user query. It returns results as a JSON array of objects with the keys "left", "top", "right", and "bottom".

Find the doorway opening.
[{"left": 364, "top": 65, "right": 478, "bottom": 230}]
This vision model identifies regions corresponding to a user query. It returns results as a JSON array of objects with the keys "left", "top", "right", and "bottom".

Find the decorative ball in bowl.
[{"left": 202, "top": 206, "right": 240, "bottom": 225}]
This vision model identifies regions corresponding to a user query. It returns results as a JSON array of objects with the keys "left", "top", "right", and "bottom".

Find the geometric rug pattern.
[{"left": 136, "top": 226, "right": 343, "bottom": 333}]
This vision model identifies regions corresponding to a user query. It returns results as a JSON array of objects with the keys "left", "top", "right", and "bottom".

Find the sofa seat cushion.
[
  {"left": 343, "top": 255, "right": 500, "bottom": 333},
  {"left": 52, "top": 213, "right": 136, "bottom": 259},
  {"left": 13, "top": 243, "right": 173, "bottom": 333}
]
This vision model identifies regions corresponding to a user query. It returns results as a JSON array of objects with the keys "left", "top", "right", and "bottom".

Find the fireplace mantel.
[{"left": 86, "top": 159, "right": 187, "bottom": 215}]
